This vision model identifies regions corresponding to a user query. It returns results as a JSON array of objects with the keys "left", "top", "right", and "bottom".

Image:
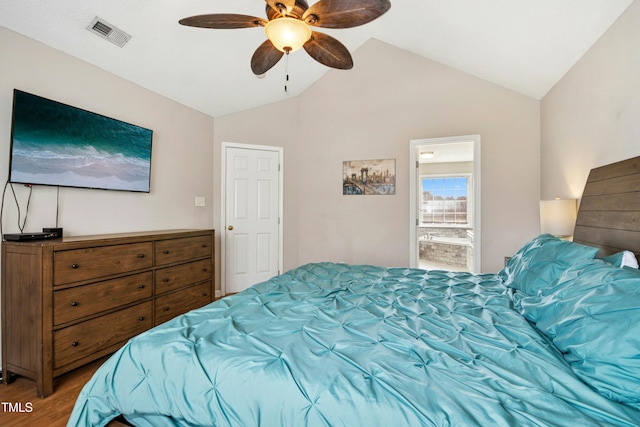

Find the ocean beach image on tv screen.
[{"left": 9, "top": 90, "right": 152, "bottom": 192}]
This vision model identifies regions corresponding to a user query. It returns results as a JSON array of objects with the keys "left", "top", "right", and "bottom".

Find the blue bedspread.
[{"left": 68, "top": 263, "right": 640, "bottom": 426}]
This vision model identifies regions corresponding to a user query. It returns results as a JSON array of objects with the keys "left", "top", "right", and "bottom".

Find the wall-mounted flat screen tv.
[{"left": 8, "top": 89, "right": 153, "bottom": 192}]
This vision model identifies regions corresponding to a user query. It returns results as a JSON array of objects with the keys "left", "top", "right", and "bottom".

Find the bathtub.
[{"left": 420, "top": 236, "right": 472, "bottom": 247}]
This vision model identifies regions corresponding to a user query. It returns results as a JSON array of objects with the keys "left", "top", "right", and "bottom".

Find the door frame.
[
  {"left": 220, "top": 141, "right": 284, "bottom": 296},
  {"left": 409, "top": 135, "right": 481, "bottom": 272}
]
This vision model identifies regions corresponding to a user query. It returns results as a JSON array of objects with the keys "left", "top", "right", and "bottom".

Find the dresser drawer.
[
  {"left": 54, "top": 301, "right": 152, "bottom": 369},
  {"left": 155, "top": 282, "right": 212, "bottom": 325},
  {"left": 155, "top": 259, "right": 212, "bottom": 295},
  {"left": 155, "top": 235, "right": 212, "bottom": 266},
  {"left": 54, "top": 243, "right": 153, "bottom": 285},
  {"left": 53, "top": 272, "right": 153, "bottom": 326}
]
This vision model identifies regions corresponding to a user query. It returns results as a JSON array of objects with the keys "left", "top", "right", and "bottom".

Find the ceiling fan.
[{"left": 179, "top": 0, "right": 392, "bottom": 75}]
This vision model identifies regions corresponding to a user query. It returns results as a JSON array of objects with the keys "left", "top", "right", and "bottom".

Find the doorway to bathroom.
[{"left": 409, "top": 135, "right": 481, "bottom": 272}]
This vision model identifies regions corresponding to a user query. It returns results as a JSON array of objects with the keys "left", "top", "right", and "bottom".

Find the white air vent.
[{"left": 86, "top": 16, "right": 131, "bottom": 47}]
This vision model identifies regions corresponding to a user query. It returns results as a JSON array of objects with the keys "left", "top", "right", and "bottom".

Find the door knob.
[{"left": 227, "top": 225, "right": 234, "bottom": 230}]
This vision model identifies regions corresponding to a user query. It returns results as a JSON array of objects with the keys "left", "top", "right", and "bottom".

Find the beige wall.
[
  {"left": 0, "top": 27, "right": 216, "bottom": 366},
  {"left": 541, "top": 1, "right": 640, "bottom": 200},
  {"left": 218, "top": 39, "right": 541, "bottom": 273},
  {"left": 1, "top": 24, "right": 549, "bottom": 285},
  {"left": 0, "top": 28, "right": 215, "bottom": 254},
  {"left": 213, "top": 97, "right": 301, "bottom": 274}
]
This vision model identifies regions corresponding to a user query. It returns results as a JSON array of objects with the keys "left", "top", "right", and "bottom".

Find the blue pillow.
[
  {"left": 518, "top": 258, "right": 640, "bottom": 408},
  {"left": 500, "top": 234, "right": 598, "bottom": 296}
]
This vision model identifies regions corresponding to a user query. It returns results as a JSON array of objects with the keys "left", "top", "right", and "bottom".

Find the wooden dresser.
[{"left": 1, "top": 229, "right": 215, "bottom": 397}]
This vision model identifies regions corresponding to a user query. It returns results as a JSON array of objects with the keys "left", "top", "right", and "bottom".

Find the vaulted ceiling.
[{"left": 0, "top": 0, "right": 633, "bottom": 117}]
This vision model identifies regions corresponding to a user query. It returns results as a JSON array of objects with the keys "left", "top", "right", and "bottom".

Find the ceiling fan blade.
[
  {"left": 179, "top": 14, "right": 266, "bottom": 29},
  {"left": 303, "top": 31, "right": 353, "bottom": 70},
  {"left": 302, "top": 0, "right": 391, "bottom": 28},
  {"left": 251, "top": 40, "right": 285, "bottom": 75}
]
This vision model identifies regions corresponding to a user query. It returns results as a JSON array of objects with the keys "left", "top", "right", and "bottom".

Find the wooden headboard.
[{"left": 573, "top": 155, "right": 640, "bottom": 258}]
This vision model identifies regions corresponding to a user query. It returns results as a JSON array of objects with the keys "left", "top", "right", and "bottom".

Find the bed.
[{"left": 68, "top": 156, "right": 640, "bottom": 427}]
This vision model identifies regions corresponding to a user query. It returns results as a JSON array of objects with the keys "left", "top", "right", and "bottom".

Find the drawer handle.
[
  {"left": 71, "top": 264, "right": 79, "bottom": 269},
  {"left": 70, "top": 301, "right": 79, "bottom": 307},
  {"left": 163, "top": 307, "right": 170, "bottom": 312},
  {"left": 202, "top": 244, "right": 208, "bottom": 248},
  {"left": 138, "top": 316, "right": 145, "bottom": 321},
  {"left": 139, "top": 284, "right": 145, "bottom": 289},
  {"left": 138, "top": 254, "right": 146, "bottom": 258},
  {"left": 71, "top": 341, "right": 79, "bottom": 347},
  {"left": 163, "top": 250, "right": 170, "bottom": 255},
  {"left": 163, "top": 278, "right": 170, "bottom": 282},
  {"left": 203, "top": 293, "right": 208, "bottom": 297},
  {"left": 202, "top": 268, "right": 208, "bottom": 272}
]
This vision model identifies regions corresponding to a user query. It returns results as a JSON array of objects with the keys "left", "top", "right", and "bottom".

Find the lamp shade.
[
  {"left": 540, "top": 198, "right": 577, "bottom": 237},
  {"left": 264, "top": 18, "right": 312, "bottom": 53}
]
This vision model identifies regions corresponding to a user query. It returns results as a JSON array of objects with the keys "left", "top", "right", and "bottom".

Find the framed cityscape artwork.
[{"left": 343, "top": 158, "right": 396, "bottom": 195}]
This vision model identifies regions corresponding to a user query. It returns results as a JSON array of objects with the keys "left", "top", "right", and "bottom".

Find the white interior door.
[{"left": 223, "top": 143, "right": 282, "bottom": 294}]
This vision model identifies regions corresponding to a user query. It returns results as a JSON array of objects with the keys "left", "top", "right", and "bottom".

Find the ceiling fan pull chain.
[{"left": 284, "top": 51, "right": 290, "bottom": 93}]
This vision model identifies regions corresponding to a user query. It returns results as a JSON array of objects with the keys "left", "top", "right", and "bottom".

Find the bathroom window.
[{"left": 421, "top": 176, "right": 469, "bottom": 225}]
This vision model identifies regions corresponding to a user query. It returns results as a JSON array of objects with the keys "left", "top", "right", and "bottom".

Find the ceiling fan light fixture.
[{"left": 264, "top": 17, "right": 311, "bottom": 53}]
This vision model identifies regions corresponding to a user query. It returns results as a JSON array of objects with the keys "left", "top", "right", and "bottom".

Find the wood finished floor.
[{"left": 0, "top": 357, "right": 127, "bottom": 427}]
